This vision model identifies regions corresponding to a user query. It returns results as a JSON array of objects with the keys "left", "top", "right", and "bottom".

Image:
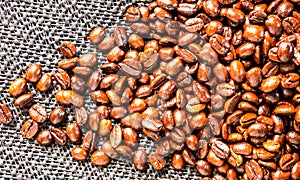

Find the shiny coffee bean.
[
  {"left": 25, "top": 63, "right": 43, "bottom": 83},
  {"left": 59, "top": 41, "right": 76, "bottom": 58},
  {"left": 28, "top": 104, "right": 47, "bottom": 123},
  {"left": 66, "top": 122, "right": 81, "bottom": 143},
  {"left": 53, "top": 69, "right": 71, "bottom": 89},
  {"left": 91, "top": 150, "right": 110, "bottom": 166},
  {"left": 51, "top": 127, "right": 67, "bottom": 146},
  {"left": 71, "top": 146, "right": 88, "bottom": 161},
  {"left": 134, "top": 149, "right": 147, "bottom": 171},
  {"left": 36, "top": 130, "right": 52, "bottom": 146},
  {"left": 36, "top": 74, "right": 52, "bottom": 92},
  {"left": 89, "top": 26, "right": 105, "bottom": 44},
  {"left": 9, "top": 78, "right": 27, "bottom": 97},
  {"left": 88, "top": 111, "right": 100, "bottom": 132},
  {"left": 20, "top": 119, "right": 38, "bottom": 139},
  {"left": 148, "top": 152, "right": 166, "bottom": 170},
  {"left": 98, "top": 36, "right": 115, "bottom": 52},
  {"left": 58, "top": 57, "right": 79, "bottom": 70},
  {"left": 14, "top": 93, "right": 34, "bottom": 108}
]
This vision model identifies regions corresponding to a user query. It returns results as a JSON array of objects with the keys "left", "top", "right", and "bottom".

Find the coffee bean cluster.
[{"left": 1, "top": 0, "right": 300, "bottom": 179}]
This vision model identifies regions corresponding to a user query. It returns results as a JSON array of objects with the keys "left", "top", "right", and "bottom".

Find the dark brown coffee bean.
[
  {"left": 140, "top": 50, "right": 159, "bottom": 73},
  {"left": 114, "top": 26, "right": 128, "bottom": 47},
  {"left": 260, "top": 76, "right": 280, "bottom": 93},
  {"left": 236, "top": 42, "right": 255, "bottom": 58},
  {"left": 243, "top": 25, "right": 264, "bottom": 43},
  {"left": 125, "top": 7, "right": 140, "bottom": 22},
  {"left": 100, "top": 141, "right": 118, "bottom": 159},
  {"left": 128, "top": 34, "right": 144, "bottom": 51},
  {"left": 209, "top": 34, "right": 230, "bottom": 55},
  {"left": 142, "top": 128, "right": 161, "bottom": 141},
  {"left": 274, "top": 101, "right": 295, "bottom": 115},
  {"left": 78, "top": 53, "right": 97, "bottom": 67},
  {"left": 190, "top": 112, "right": 208, "bottom": 130},
  {"left": 36, "top": 130, "right": 52, "bottom": 145},
  {"left": 55, "top": 90, "right": 84, "bottom": 107},
  {"left": 170, "top": 128, "right": 185, "bottom": 143},
  {"left": 196, "top": 160, "right": 212, "bottom": 176},
  {"left": 158, "top": 80, "right": 177, "bottom": 100},
  {"left": 149, "top": 152, "right": 166, "bottom": 170},
  {"left": 229, "top": 60, "right": 246, "bottom": 83},
  {"left": 70, "top": 76, "right": 85, "bottom": 93},
  {"left": 107, "top": 46, "right": 125, "bottom": 63},
  {"left": 81, "top": 131, "right": 96, "bottom": 152},
  {"left": 135, "top": 85, "right": 152, "bottom": 98},
  {"left": 271, "top": 168, "right": 291, "bottom": 180},
  {"left": 58, "top": 57, "right": 79, "bottom": 70},
  {"left": 247, "top": 123, "right": 268, "bottom": 138},
  {"left": 36, "top": 74, "right": 52, "bottom": 92},
  {"left": 0, "top": 104, "right": 13, "bottom": 125},
  {"left": 49, "top": 127, "right": 67, "bottom": 146},
  {"left": 240, "top": 113, "right": 256, "bottom": 128},
  {"left": 157, "top": 0, "right": 178, "bottom": 10},
  {"left": 226, "top": 110, "right": 243, "bottom": 125},
  {"left": 172, "top": 153, "right": 184, "bottom": 170},
  {"left": 185, "top": 135, "right": 199, "bottom": 152},
  {"left": 232, "top": 142, "right": 253, "bottom": 156},
  {"left": 279, "top": 153, "right": 299, "bottom": 171},
  {"left": 211, "top": 140, "right": 230, "bottom": 159},
  {"left": 25, "top": 63, "right": 42, "bottom": 83},
  {"left": 59, "top": 41, "right": 76, "bottom": 58},
  {"left": 73, "top": 107, "right": 87, "bottom": 126},
  {"left": 207, "top": 149, "right": 224, "bottom": 167},
  {"left": 192, "top": 81, "right": 210, "bottom": 103},
  {"left": 86, "top": 71, "right": 101, "bottom": 91},
  {"left": 66, "top": 122, "right": 81, "bottom": 143},
  {"left": 28, "top": 104, "right": 47, "bottom": 123},
  {"left": 281, "top": 72, "right": 299, "bottom": 89},
  {"left": 182, "top": 149, "right": 196, "bottom": 166},
  {"left": 20, "top": 119, "right": 38, "bottom": 139},
  {"left": 119, "top": 59, "right": 142, "bottom": 77},
  {"left": 98, "top": 36, "right": 115, "bottom": 52},
  {"left": 185, "top": 18, "right": 204, "bottom": 32},
  {"left": 90, "top": 90, "right": 109, "bottom": 105},
  {"left": 91, "top": 150, "right": 110, "bottom": 166},
  {"left": 53, "top": 69, "right": 70, "bottom": 89},
  {"left": 245, "top": 160, "right": 263, "bottom": 180},
  {"left": 128, "top": 98, "right": 147, "bottom": 113},
  {"left": 9, "top": 78, "right": 27, "bottom": 97},
  {"left": 14, "top": 93, "right": 34, "bottom": 108},
  {"left": 89, "top": 26, "right": 105, "bottom": 44},
  {"left": 265, "top": 15, "right": 283, "bottom": 37},
  {"left": 134, "top": 149, "right": 147, "bottom": 171},
  {"left": 220, "top": 8, "right": 245, "bottom": 25},
  {"left": 88, "top": 111, "right": 100, "bottom": 132}
]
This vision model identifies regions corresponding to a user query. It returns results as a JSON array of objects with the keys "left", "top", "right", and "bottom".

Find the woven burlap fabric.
[{"left": 0, "top": 0, "right": 201, "bottom": 179}]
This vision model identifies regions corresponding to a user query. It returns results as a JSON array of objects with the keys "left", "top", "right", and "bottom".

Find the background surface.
[{"left": 0, "top": 0, "right": 200, "bottom": 179}]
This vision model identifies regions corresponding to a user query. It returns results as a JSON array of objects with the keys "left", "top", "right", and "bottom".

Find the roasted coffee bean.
[
  {"left": 28, "top": 104, "right": 47, "bottom": 123},
  {"left": 106, "top": 90, "right": 121, "bottom": 106},
  {"left": 101, "top": 141, "right": 118, "bottom": 159},
  {"left": 110, "top": 106, "right": 127, "bottom": 119},
  {"left": 243, "top": 25, "right": 264, "bottom": 43},
  {"left": 107, "top": 46, "right": 125, "bottom": 63},
  {"left": 141, "top": 50, "right": 159, "bottom": 72},
  {"left": 110, "top": 125, "right": 122, "bottom": 148},
  {"left": 192, "top": 81, "right": 210, "bottom": 103},
  {"left": 14, "top": 93, "right": 34, "bottom": 108},
  {"left": 100, "top": 74, "right": 119, "bottom": 89},
  {"left": 209, "top": 34, "right": 230, "bottom": 55},
  {"left": 71, "top": 76, "right": 85, "bottom": 93},
  {"left": 50, "top": 127, "right": 67, "bottom": 146},
  {"left": 123, "top": 128, "right": 138, "bottom": 147},
  {"left": 279, "top": 153, "right": 299, "bottom": 171},
  {"left": 90, "top": 90, "right": 109, "bottom": 105},
  {"left": 156, "top": 140, "right": 171, "bottom": 156},
  {"left": 172, "top": 153, "right": 184, "bottom": 170},
  {"left": 220, "top": 8, "right": 245, "bottom": 25},
  {"left": 173, "top": 109, "right": 186, "bottom": 127},
  {"left": 182, "top": 149, "right": 196, "bottom": 166},
  {"left": 292, "top": 161, "right": 300, "bottom": 179},
  {"left": 178, "top": 32, "right": 198, "bottom": 47},
  {"left": 190, "top": 112, "right": 208, "bottom": 130},
  {"left": 236, "top": 42, "right": 255, "bottom": 58},
  {"left": 229, "top": 60, "right": 246, "bottom": 83},
  {"left": 114, "top": 26, "right": 128, "bottom": 47},
  {"left": 207, "top": 149, "right": 224, "bottom": 167},
  {"left": 36, "top": 74, "right": 52, "bottom": 92},
  {"left": 216, "top": 83, "right": 236, "bottom": 97},
  {"left": 131, "top": 23, "right": 150, "bottom": 35},
  {"left": 211, "top": 140, "right": 230, "bottom": 159},
  {"left": 142, "top": 118, "right": 163, "bottom": 132},
  {"left": 281, "top": 72, "right": 299, "bottom": 88},
  {"left": 53, "top": 69, "right": 70, "bottom": 89},
  {"left": 98, "top": 119, "right": 112, "bottom": 137},
  {"left": 25, "top": 63, "right": 42, "bottom": 83},
  {"left": 59, "top": 41, "right": 76, "bottom": 58},
  {"left": 271, "top": 168, "right": 291, "bottom": 180},
  {"left": 196, "top": 160, "right": 212, "bottom": 176},
  {"left": 89, "top": 26, "right": 105, "bottom": 44},
  {"left": 232, "top": 142, "right": 253, "bottom": 156},
  {"left": 91, "top": 150, "right": 110, "bottom": 166},
  {"left": 274, "top": 101, "right": 295, "bottom": 115},
  {"left": 149, "top": 152, "right": 166, "bottom": 170},
  {"left": 158, "top": 80, "right": 177, "bottom": 100},
  {"left": 128, "top": 34, "right": 144, "bottom": 51},
  {"left": 66, "top": 122, "right": 81, "bottom": 143},
  {"left": 56, "top": 90, "right": 84, "bottom": 107},
  {"left": 82, "top": 131, "right": 96, "bottom": 152},
  {"left": 79, "top": 53, "right": 97, "bottom": 67},
  {"left": 74, "top": 107, "right": 88, "bottom": 126},
  {"left": 245, "top": 160, "right": 263, "bottom": 180},
  {"left": 58, "top": 57, "right": 79, "bottom": 70},
  {"left": 87, "top": 71, "right": 101, "bottom": 91},
  {"left": 98, "top": 36, "right": 115, "bottom": 52},
  {"left": 247, "top": 123, "right": 268, "bottom": 138},
  {"left": 36, "top": 130, "right": 52, "bottom": 146},
  {"left": 129, "top": 98, "right": 147, "bottom": 113},
  {"left": 134, "top": 149, "right": 147, "bottom": 171},
  {"left": 0, "top": 104, "right": 12, "bottom": 125},
  {"left": 88, "top": 111, "right": 100, "bottom": 132},
  {"left": 260, "top": 76, "right": 280, "bottom": 93},
  {"left": 119, "top": 59, "right": 142, "bottom": 77},
  {"left": 71, "top": 146, "right": 88, "bottom": 161},
  {"left": 20, "top": 119, "right": 38, "bottom": 139},
  {"left": 9, "top": 78, "right": 27, "bottom": 97}
]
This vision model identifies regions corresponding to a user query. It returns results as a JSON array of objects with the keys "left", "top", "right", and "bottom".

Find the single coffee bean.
[
  {"left": 71, "top": 146, "right": 88, "bottom": 161},
  {"left": 78, "top": 52, "right": 97, "bottom": 67},
  {"left": 88, "top": 111, "right": 100, "bottom": 132},
  {"left": 131, "top": 23, "right": 151, "bottom": 35},
  {"left": 82, "top": 131, "right": 97, "bottom": 152},
  {"left": 142, "top": 118, "right": 163, "bottom": 132},
  {"left": 14, "top": 93, "right": 34, "bottom": 108},
  {"left": 25, "top": 63, "right": 43, "bottom": 83},
  {"left": 59, "top": 41, "right": 76, "bottom": 58},
  {"left": 196, "top": 160, "right": 212, "bottom": 176},
  {"left": 114, "top": 26, "right": 128, "bottom": 47},
  {"left": 158, "top": 80, "right": 177, "bottom": 100},
  {"left": 51, "top": 127, "right": 67, "bottom": 146},
  {"left": 107, "top": 46, "right": 125, "bottom": 63},
  {"left": 98, "top": 119, "right": 113, "bottom": 137},
  {"left": 291, "top": 161, "right": 300, "bottom": 179},
  {"left": 119, "top": 59, "right": 142, "bottom": 77},
  {"left": 71, "top": 76, "right": 85, "bottom": 93},
  {"left": 123, "top": 127, "right": 138, "bottom": 147},
  {"left": 28, "top": 104, "right": 47, "bottom": 123},
  {"left": 243, "top": 25, "right": 264, "bottom": 43},
  {"left": 110, "top": 125, "right": 122, "bottom": 148},
  {"left": 229, "top": 60, "right": 246, "bottom": 83},
  {"left": 125, "top": 7, "right": 141, "bottom": 22},
  {"left": 232, "top": 142, "right": 253, "bottom": 156},
  {"left": 36, "top": 74, "right": 52, "bottom": 92},
  {"left": 116, "top": 145, "right": 133, "bottom": 158},
  {"left": 245, "top": 160, "right": 264, "bottom": 180},
  {"left": 110, "top": 106, "right": 127, "bottom": 119},
  {"left": 58, "top": 57, "right": 79, "bottom": 70},
  {"left": 56, "top": 90, "right": 84, "bottom": 107},
  {"left": 247, "top": 123, "right": 268, "bottom": 138},
  {"left": 87, "top": 71, "right": 101, "bottom": 91},
  {"left": 74, "top": 107, "right": 88, "bottom": 126},
  {"left": 20, "top": 119, "right": 38, "bottom": 139},
  {"left": 98, "top": 36, "right": 115, "bottom": 52},
  {"left": 263, "top": 139, "right": 281, "bottom": 152},
  {"left": 279, "top": 153, "right": 299, "bottom": 171},
  {"left": 192, "top": 81, "right": 210, "bottom": 103},
  {"left": 66, "top": 122, "right": 81, "bottom": 143},
  {"left": 172, "top": 153, "right": 184, "bottom": 170},
  {"left": 273, "top": 101, "right": 295, "bottom": 115},
  {"left": 89, "top": 26, "right": 105, "bottom": 44},
  {"left": 0, "top": 104, "right": 13, "bottom": 125},
  {"left": 128, "top": 34, "right": 144, "bottom": 51},
  {"left": 91, "top": 150, "right": 110, "bottom": 166},
  {"left": 149, "top": 152, "right": 166, "bottom": 170},
  {"left": 36, "top": 130, "right": 52, "bottom": 146},
  {"left": 211, "top": 140, "right": 230, "bottom": 159},
  {"left": 216, "top": 83, "right": 236, "bottom": 97},
  {"left": 53, "top": 69, "right": 71, "bottom": 89},
  {"left": 9, "top": 78, "right": 27, "bottom": 97},
  {"left": 96, "top": 105, "right": 109, "bottom": 120},
  {"left": 72, "top": 66, "right": 92, "bottom": 76}
]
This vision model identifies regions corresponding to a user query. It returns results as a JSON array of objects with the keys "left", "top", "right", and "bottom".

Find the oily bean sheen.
[
  {"left": 51, "top": 127, "right": 67, "bottom": 146},
  {"left": 14, "top": 94, "right": 34, "bottom": 108},
  {"left": 36, "top": 130, "right": 52, "bottom": 146},
  {"left": 9, "top": 78, "right": 27, "bottom": 97},
  {"left": 20, "top": 120, "right": 38, "bottom": 139},
  {"left": 36, "top": 74, "right": 52, "bottom": 92},
  {"left": 59, "top": 41, "right": 76, "bottom": 58},
  {"left": 28, "top": 104, "right": 47, "bottom": 123}
]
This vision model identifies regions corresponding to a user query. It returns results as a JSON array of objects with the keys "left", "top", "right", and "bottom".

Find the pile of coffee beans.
[{"left": 1, "top": 0, "right": 300, "bottom": 179}]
